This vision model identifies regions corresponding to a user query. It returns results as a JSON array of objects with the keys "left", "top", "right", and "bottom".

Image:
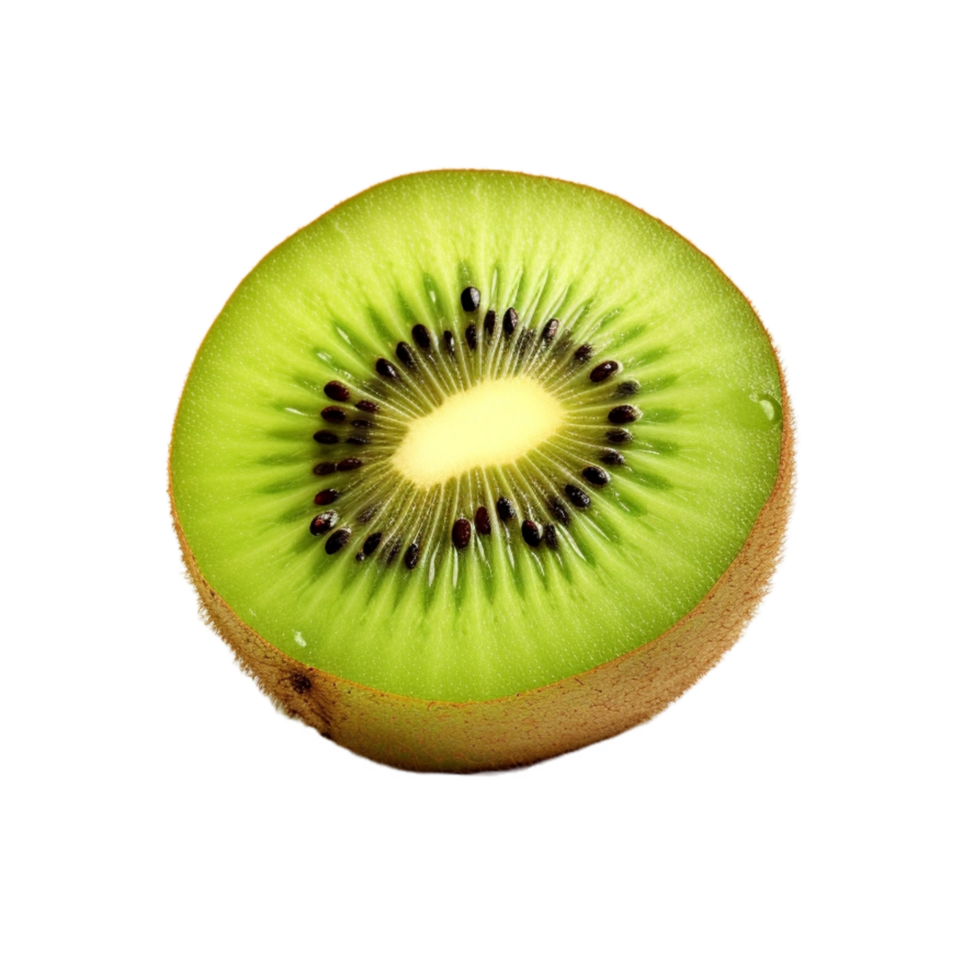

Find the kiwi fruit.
[{"left": 169, "top": 170, "right": 793, "bottom": 772}]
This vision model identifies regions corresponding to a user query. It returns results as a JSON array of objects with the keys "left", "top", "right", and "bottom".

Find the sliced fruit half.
[{"left": 169, "top": 170, "right": 793, "bottom": 771}]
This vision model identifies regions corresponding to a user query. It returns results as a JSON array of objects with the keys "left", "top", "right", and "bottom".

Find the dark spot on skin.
[
  {"left": 483, "top": 310, "right": 496, "bottom": 337},
  {"left": 347, "top": 435, "right": 371, "bottom": 446},
  {"left": 521, "top": 520, "right": 542, "bottom": 547},
  {"left": 600, "top": 450, "right": 625, "bottom": 466},
  {"left": 544, "top": 524, "right": 559, "bottom": 550},
  {"left": 356, "top": 400, "right": 379, "bottom": 413},
  {"left": 583, "top": 466, "right": 610, "bottom": 486},
  {"left": 396, "top": 341, "right": 415, "bottom": 368},
  {"left": 590, "top": 360, "right": 620, "bottom": 383},
  {"left": 465, "top": 325, "right": 477, "bottom": 350},
  {"left": 360, "top": 531, "right": 383, "bottom": 558},
  {"left": 549, "top": 498, "right": 570, "bottom": 526},
  {"left": 443, "top": 330, "right": 456, "bottom": 356},
  {"left": 404, "top": 542, "right": 420, "bottom": 570},
  {"left": 290, "top": 672, "right": 312, "bottom": 693},
  {"left": 607, "top": 428, "right": 634, "bottom": 444},
  {"left": 609, "top": 405, "right": 641, "bottom": 424},
  {"left": 324, "top": 381, "right": 349, "bottom": 402},
  {"left": 313, "top": 430, "right": 339, "bottom": 444},
  {"left": 541, "top": 319, "right": 559, "bottom": 344},
  {"left": 461, "top": 287, "right": 480, "bottom": 312},
  {"left": 565, "top": 484, "right": 591, "bottom": 508},
  {"left": 313, "top": 461, "right": 336, "bottom": 475},
  {"left": 617, "top": 380, "right": 640, "bottom": 395},
  {"left": 452, "top": 518, "right": 471, "bottom": 550},
  {"left": 321, "top": 406, "right": 346, "bottom": 423},
  {"left": 574, "top": 344, "right": 594, "bottom": 363},
  {"left": 412, "top": 324, "right": 431, "bottom": 350},
  {"left": 475, "top": 506, "right": 491, "bottom": 536},
  {"left": 314, "top": 488, "right": 340, "bottom": 505},
  {"left": 496, "top": 497, "right": 515, "bottom": 521},
  {"left": 503, "top": 307, "right": 518, "bottom": 335},
  {"left": 337, "top": 457, "right": 363, "bottom": 471},
  {"left": 325, "top": 528, "right": 352, "bottom": 554},
  {"left": 376, "top": 358, "right": 399, "bottom": 381},
  {"left": 351, "top": 418, "right": 373, "bottom": 428},
  {"left": 310, "top": 511, "right": 338, "bottom": 535}
]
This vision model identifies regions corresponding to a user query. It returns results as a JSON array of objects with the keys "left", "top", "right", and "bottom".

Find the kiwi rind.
[
  {"left": 170, "top": 361, "right": 792, "bottom": 773},
  {"left": 169, "top": 170, "right": 794, "bottom": 771}
]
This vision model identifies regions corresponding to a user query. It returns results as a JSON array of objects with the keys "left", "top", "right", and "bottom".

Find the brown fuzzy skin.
[{"left": 169, "top": 368, "right": 793, "bottom": 774}]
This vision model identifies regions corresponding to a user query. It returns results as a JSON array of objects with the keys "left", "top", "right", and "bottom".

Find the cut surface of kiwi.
[{"left": 170, "top": 170, "right": 793, "bottom": 771}]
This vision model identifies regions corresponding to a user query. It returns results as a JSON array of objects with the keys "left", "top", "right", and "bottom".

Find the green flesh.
[{"left": 171, "top": 171, "right": 783, "bottom": 701}]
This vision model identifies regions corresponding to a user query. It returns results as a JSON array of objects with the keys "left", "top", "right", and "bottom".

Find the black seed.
[
  {"left": 574, "top": 344, "right": 594, "bottom": 363},
  {"left": 583, "top": 465, "right": 610, "bottom": 486},
  {"left": 502, "top": 307, "right": 518, "bottom": 335},
  {"left": 617, "top": 380, "right": 640, "bottom": 395},
  {"left": 600, "top": 450, "right": 626, "bottom": 466},
  {"left": 412, "top": 324, "right": 431, "bottom": 350},
  {"left": 465, "top": 325, "right": 477, "bottom": 350},
  {"left": 351, "top": 418, "right": 373, "bottom": 428},
  {"left": 590, "top": 360, "right": 620, "bottom": 383},
  {"left": 544, "top": 524, "right": 559, "bottom": 550},
  {"left": 313, "top": 461, "right": 336, "bottom": 476},
  {"left": 337, "top": 457, "right": 363, "bottom": 471},
  {"left": 404, "top": 542, "right": 420, "bottom": 570},
  {"left": 310, "top": 511, "right": 338, "bottom": 535},
  {"left": 443, "top": 330, "right": 456, "bottom": 356},
  {"left": 357, "top": 505, "right": 378, "bottom": 524},
  {"left": 362, "top": 531, "right": 383, "bottom": 557},
  {"left": 609, "top": 405, "right": 641, "bottom": 424},
  {"left": 517, "top": 330, "right": 532, "bottom": 358},
  {"left": 386, "top": 538, "right": 402, "bottom": 564},
  {"left": 347, "top": 435, "right": 371, "bottom": 446},
  {"left": 325, "top": 528, "right": 352, "bottom": 554},
  {"left": 356, "top": 399, "right": 379, "bottom": 413},
  {"left": 607, "top": 428, "right": 634, "bottom": 444},
  {"left": 565, "top": 484, "right": 591, "bottom": 508},
  {"left": 395, "top": 341, "right": 415, "bottom": 368},
  {"left": 541, "top": 319, "right": 559, "bottom": 344},
  {"left": 376, "top": 358, "right": 399, "bottom": 381},
  {"left": 461, "top": 286, "right": 480, "bottom": 312},
  {"left": 313, "top": 430, "right": 339, "bottom": 444},
  {"left": 483, "top": 310, "right": 496, "bottom": 337},
  {"left": 521, "top": 520, "right": 542, "bottom": 547},
  {"left": 314, "top": 488, "right": 340, "bottom": 506},
  {"left": 549, "top": 498, "right": 570, "bottom": 526},
  {"left": 496, "top": 497, "right": 516, "bottom": 522},
  {"left": 290, "top": 672, "right": 312, "bottom": 693},
  {"left": 475, "top": 506, "right": 491, "bottom": 536},
  {"left": 324, "top": 381, "right": 350, "bottom": 402},
  {"left": 452, "top": 518, "right": 471, "bottom": 550},
  {"left": 320, "top": 406, "right": 346, "bottom": 423}
]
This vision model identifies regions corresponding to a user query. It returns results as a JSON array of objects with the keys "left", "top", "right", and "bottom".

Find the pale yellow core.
[{"left": 391, "top": 377, "right": 565, "bottom": 489}]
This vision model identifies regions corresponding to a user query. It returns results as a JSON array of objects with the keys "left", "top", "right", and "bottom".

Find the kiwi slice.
[{"left": 169, "top": 171, "right": 793, "bottom": 772}]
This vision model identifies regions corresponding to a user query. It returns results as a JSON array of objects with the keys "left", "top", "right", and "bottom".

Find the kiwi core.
[{"left": 391, "top": 377, "right": 564, "bottom": 489}]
